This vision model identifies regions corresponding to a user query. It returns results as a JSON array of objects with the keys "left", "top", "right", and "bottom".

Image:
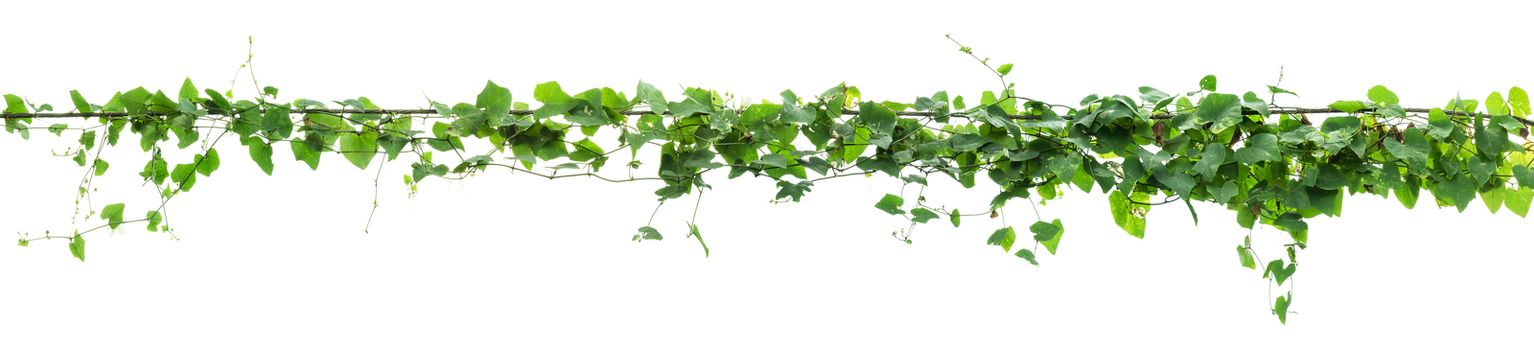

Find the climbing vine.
[{"left": 4, "top": 37, "right": 1532, "bottom": 324}]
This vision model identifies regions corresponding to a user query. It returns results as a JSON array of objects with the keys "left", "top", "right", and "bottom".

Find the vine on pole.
[{"left": 4, "top": 36, "right": 1533, "bottom": 324}]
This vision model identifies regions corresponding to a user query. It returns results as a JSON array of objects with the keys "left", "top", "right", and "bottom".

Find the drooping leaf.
[
  {"left": 1030, "top": 219, "right": 1064, "bottom": 255},
  {"left": 987, "top": 227, "right": 1017, "bottom": 252},
  {"left": 874, "top": 194, "right": 905, "bottom": 215}
]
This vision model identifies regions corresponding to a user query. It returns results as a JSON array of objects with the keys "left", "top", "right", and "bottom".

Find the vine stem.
[
  {"left": 5, "top": 106, "right": 1528, "bottom": 126},
  {"left": 362, "top": 159, "right": 386, "bottom": 234}
]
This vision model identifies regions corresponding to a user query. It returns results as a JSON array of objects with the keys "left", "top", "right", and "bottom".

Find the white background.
[{"left": 3, "top": 0, "right": 1532, "bottom": 348}]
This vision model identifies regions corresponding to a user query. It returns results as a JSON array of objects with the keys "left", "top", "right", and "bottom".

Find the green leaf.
[
  {"left": 1367, "top": 85, "right": 1399, "bottom": 105},
  {"left": 987, "top": 227, "right": 1017, "bottom": 252},
  {"left": 196, "top": 149, "right": 220, "bottom": 176},
  {"left": 950, "top": 209, "right": 961, "bottom": 227},
  {"left": 1329, "top": 100, "right": 1367, "bottom": 113},
  {"left": 874, "top": 194, "right": 905, "bottom": 215},
  {"left": 635, "top": 81, "right": 668, "bottom": 115},
  {"left": 1440, "top": 175, "right": 1477, "bottom": 212},
  {"left": 1510, "top": 86, "right": 1530, "bottom": 117},
  {"left": 687, "top": 222, "right": 709, "bottom": 257},
  {"left": 1266, "top": 260, "right": 1297, "bottom": 286},
  {"left": 1153, "top": 168, "right": 1196, "bottom": 198},
  {"left": 996, "top": 63, "right": 1014, "bottom": 76},
  {"left": 3, "top": 94, "right": 27, "bottom": 113},
  {"left": 339, "top": 132, "right": 379, "bottom": 169},
  {"left": 752, "top": 153, "right": 788, "bottom": 169},
  {"left": 248, "top": 140, "right": 274, "bottom": 175},
  {"left": 476, "top": 80, "right": 513, "bottom": 125},
  {"left": 1505, "top": 188, "right": 1533, "bottom": 218},
  {"left": 1199, "top": 74, "right": 1217, "bottom": 91},
  {"left": 533, "top": 81, "right": 574, "bottom": 118},
  {"left": 1427, "top": 108, "right": 1453, "bottom": 140},
  {"left": 1015, "top": 248, "right": 1039, "bottom": 266},
  {"left": 178, "top": 78, "right": 199, "bottom": 102},
  {"left": 92, "top": 159, "right": 109, "bottom": 176},
  {"left": 1242, "top": 92, "right": 1271, "bottom": 118},
  {"left": 909, "top": 208, "right": 939, "bottom": 223},
  {"left": 1197, "top": 93, "right": 1242, "bottom": 132},
  {"left": 146, "top": 210, "right": 163, "bottom": 232},
  {"left": 1274, "top": 293, "right": 1292, "bottom": 324},
  {"left": 1273, "top": 213, "right": 1308, "bottom": 244},
  {"left": 1234, "top": 133, "right": 1280, "bottom": 165},
  {"left": 69, "top": 235, "right": 86, "bottom": 262},
  {"left": 101, "top": 203, "right": 125, "bottom": 229},
  {"left": 1237, "top": 246, "right": 1257, "bottom": 269},
  {"left": 1383, "top": 128, "right": 1429, "bottom": 170},
  {"left": 1487, "top": 91, "right": 1510, "bottom": 116},
  {"left": 18, "top": 238, "right": 28, "bottom": 247},
  {"left": 262, "top": 104, "right": 293, "bottom": 140},
  {"left": 856, "top": 101, "right": 897, "bottom": 136},
  {"left": 70, "top": 90, "right": 92, "bottom": 114},
  {"left": 1109, "top": 191, "right": 1147, "bottom": 238},
  {"left": 1268, "top": 85, "right": 1297, "bottom": 96},
  {"left": 1030, "top": 219, "right": 1064, "bottom": 255},
  {"left": 1516, "top": 166, "right": 1534, "bottom": 189},
  {"left": 1194, "top": 144, "right": 1227, "bottom": 178},
  {"left": 634, "top": 226, "right": 662, "bottom": 241}
]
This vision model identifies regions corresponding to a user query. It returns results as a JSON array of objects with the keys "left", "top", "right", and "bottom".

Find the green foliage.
[{"left": 5, "top": 64, "right": 1533, "bottom": 325}]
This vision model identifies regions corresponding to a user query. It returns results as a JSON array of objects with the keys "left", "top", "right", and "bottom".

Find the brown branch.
[{"left": 5, "top": 106, "right": 1527, "bottom": 126}]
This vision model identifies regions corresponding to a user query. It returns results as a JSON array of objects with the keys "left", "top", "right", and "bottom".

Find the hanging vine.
[{"left": 4, "top": 36, "right": 1531, "bottom": 324}]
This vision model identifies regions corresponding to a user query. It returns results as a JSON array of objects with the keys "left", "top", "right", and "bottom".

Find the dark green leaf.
[
  {"left": 987, "top": 227, "right": 1017, "bottom": 252},
  {"left": 1234, "top": 133, "right": 1280, "bottom": 165},
  {"left": 910, "top": 208, "right": 939, "bottom": 223},
  {"left": 1030, "top": 219, "right": 1064, "bottom": 255},
  {"left": 1015, "top": 248, "right": 1039, "bottom": 266},
  {"left": 248, "top": 140, "right": 274, "bottom": 175},
  {"left": 1197, "top": 93, "right": 1242, "bottom": 132}
]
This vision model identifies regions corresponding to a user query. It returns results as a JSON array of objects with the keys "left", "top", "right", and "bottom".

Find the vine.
[{"left": 4, "top": 37, "right": 1532, "bottom": 324}]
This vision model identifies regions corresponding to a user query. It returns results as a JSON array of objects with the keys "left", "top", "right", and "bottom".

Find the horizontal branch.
[{"left": 5, "top": 106, "right": 1529, "bottom": 127}]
